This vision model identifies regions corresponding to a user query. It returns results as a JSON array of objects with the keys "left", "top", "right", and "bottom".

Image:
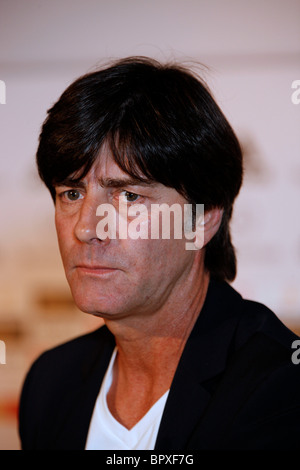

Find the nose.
[{"left": 74, "top": 197, "right": 103, "bottom": 244}]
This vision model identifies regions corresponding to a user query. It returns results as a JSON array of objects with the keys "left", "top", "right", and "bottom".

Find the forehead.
[
  {"left": 96, "top": 149, "right": 132, "bottom": 179},
  {"left": 87, "top": 148, "right": 154, "bottom": 187}
]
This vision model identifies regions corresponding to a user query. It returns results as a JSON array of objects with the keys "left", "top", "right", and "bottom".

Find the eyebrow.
[
  {"left": 97, "top": 176, "right": 155, "bottom": 189},
  {"left": 53, "top": 176, "right": 155, "bottom": 190}
]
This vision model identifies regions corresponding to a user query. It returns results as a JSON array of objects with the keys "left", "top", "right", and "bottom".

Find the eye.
[
  {"left": 64, "top": 189, "right": 83, "bottom": 201},
  {"left": 121, "top": 191, "right": 140, "bottom": 203}
]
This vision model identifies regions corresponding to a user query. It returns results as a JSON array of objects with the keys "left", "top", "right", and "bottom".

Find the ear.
[{"left": 194, "top": 207, "right": 223, "bottom": 249}]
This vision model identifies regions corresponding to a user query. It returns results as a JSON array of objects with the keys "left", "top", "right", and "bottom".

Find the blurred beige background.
[{"left": 0, "top": 0, "right": 299, "bottom": 450}]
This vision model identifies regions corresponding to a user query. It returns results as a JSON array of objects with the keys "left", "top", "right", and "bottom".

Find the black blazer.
[{"left": 19, "top": 280, "right": 300, "bottom": 450}]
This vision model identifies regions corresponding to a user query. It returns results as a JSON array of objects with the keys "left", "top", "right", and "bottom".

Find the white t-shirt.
[{"left": 85, "top": 348, "right": 169, "bottom": 450}]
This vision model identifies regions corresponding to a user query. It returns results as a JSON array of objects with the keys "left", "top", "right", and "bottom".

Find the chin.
[{"left": 72, "top": 295, "right": 118, "bottom": 318}]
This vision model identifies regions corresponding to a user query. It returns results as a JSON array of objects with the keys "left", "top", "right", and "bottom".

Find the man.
[{"left": 19, "top": 57, "right": 300, "bottom": 450}]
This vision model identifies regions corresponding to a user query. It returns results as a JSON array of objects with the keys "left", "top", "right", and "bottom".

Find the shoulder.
[
  {"left": 228, "top": 290, "right": 300, "bottom": 448},
  {"left": 208, "top": 279, "right": 298, "bottom": 351},
  {"left": 26, "top": 325, "right": 113, "bottom": 377},
  {"left": 236, "top": 295, "right": 298, "bottom": 350},
  {"left": 211, "top": 280, "right": 300, "bottom": 397},
  {"left": 19, "top": 325, "right": 115, "bottom": 449},
  {"left": 224, "top": 331, "right": 300, "bottom": 449},
  {"left": 194, "top": 282, "right": 300, "bottom": 449},
  {"left": 21, "top": 325, "right": 114, "bottom": 393},
  {"left": 206, "top": 280, "right": 298, "bottom": 351}
]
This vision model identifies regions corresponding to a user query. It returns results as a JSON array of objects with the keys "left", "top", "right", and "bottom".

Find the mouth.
[{"left": 75, "top": 265, "right": 118, "bottom": 276}]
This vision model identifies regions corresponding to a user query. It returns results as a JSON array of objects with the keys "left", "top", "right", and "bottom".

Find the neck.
[
  {"left": 104, "top": 266, "right": 210, "bottom": 429},
  {"left": 104, "top": 269, "right": 210, "bottom": 379}
]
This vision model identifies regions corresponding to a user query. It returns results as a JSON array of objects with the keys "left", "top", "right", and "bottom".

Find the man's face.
[{"left": 54, "top": 149, "right": 203, "bottom": 321}]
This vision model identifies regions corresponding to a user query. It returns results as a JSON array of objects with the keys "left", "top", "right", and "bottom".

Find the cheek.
[
  {"left": 55, "top": 216, "right": 74, "bottom": 266},
  {"left": 126, "top": 236, "right": 193, "bottom": 281},
  {"left": 55, "top": 219, "right": 65, "bottom": 251}
]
